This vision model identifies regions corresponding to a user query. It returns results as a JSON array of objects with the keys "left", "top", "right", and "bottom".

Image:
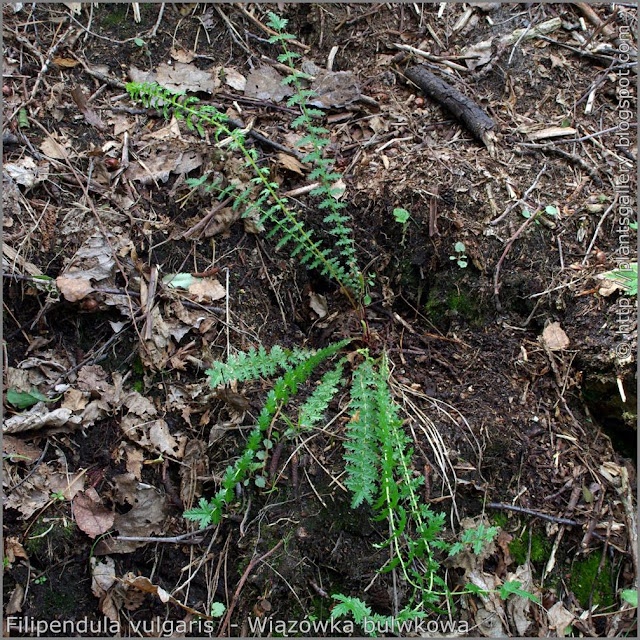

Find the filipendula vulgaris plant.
[
  {"left": 126, "top": 16, "right": 369, "bottom": 310},
  {"left": 126, "top": 11, "right": 538, "bottom": 626}
]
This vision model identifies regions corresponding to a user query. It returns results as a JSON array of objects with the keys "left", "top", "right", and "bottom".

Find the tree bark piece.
[{"left": 405, "top": 65, "right": 497, "bottom": 156}]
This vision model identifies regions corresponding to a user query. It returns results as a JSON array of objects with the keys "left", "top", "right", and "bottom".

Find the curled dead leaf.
[
  {"left": 73, "top": 490, "right": 115, "bottom": 538},
  {"left": 276, "top": 152, "right": 305, "bottom": 175}
]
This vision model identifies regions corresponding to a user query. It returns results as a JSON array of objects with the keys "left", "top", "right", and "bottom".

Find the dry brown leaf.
[
  {"left": 506, "top": 564, "right": 536, "bottom": 636},
  {"left": 5, "top": 583, "right": 24, "bottom": 614},
  {"left": 2, "top": 436, "right": 42, "bottom": 463},
  {"left": 148, "top": 419, "right": 180, "bottom": 456},
  {"left": 4, "top": 537, "right": 28, "bottom": 567},
  {"left": 4, "top": 156, "right": 49, "bottom": 189},
  {"left": 223, "top": 67, "right": 246, "bottom": 91},
  {"left": 332, "top": 178, "right": 347, "bottom": 200},
  {"left": 48, "top": 471, "right": 86, "bottom": 500},
  {"left": 308, "top": 67, "right": 361, "bottom": 108},
  {"left": 277, "top": 152, "right": 305, "bottom": 175},
  {"left": 170, "top": 47, "right": 196, "bottom": 63},
  {"left": 203, "top": 206, "right": 242, "bottom": 237},
  {"left": 98, "top": 591, "right": 121, "bottom": 622},
  {"left": 245, "top": 66, "right": 292, "bottom": 102},
  {"left": 124, "top": 443, "right": 144, "bottom": 479},
  {"left": 188, "top": 278, "right": 226, "bottom": 302},
  {"left": 77, "top": 364, "right": 112, "bottom": 393},
  {"left": 123, "top": 391, "right": 156, "bottom": 417},
  {"left": 52, "top": 57, "right": 80, "bottom": 68},
  {"left": 3, "top": 406, "right": 82, "bottom": 434},
  {"left": 90, "top": 556, "right": 117, "bottom": 598},
  {"left": 40, "top": 136, "right": 68, "bottom": 159},
  {"left": 125, "top": 576, "right": 212, "bottom": 619},
  {"left": 546, "top": 602, "right": 575, "bottom": 637},
  {"left": 61, "top": 388, "right": 89, "bottom": 412},
  {"left": 309, "top": 292, "right": 328, "bottom": 318},
  {"left": 126, "top": 145, "right": 203, "bottom": 184},
  {"left": 542, "top": 322, "right": 570, "bottom": 351},
  {"left": 74, "top": 490, "right": 115, "bottom": 538},
  {"left": 179, "top": 439, "right": 208, "bottom": 508},
  {"left": 92, "top": 474, "right": 169, "bottom": 555},
  {"left": 129, "top": 62, "right": 220, "bottom": 94},
  {"left": 56, "top": 275, "right": 94, "bottom": 301},
  {"left": 526, "top": 126, "right": 577, "bottom": 141}
]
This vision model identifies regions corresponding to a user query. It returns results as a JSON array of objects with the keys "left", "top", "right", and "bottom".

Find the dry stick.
[
  {"left": 181, "top": 197, "right": 234, "bottom": 239},
  {"left": 617, "top": 466, "right": 639, "bottom": 582},
  {"left": 493, "top": 207, "right": 541, "bottom": 305},
  {"left": 516, "top": 144, "right": 603, "bottom": 187},
  {"left": 490, "top": 164, "right": 546, "bottom": 225},
  {"left": 581, "top": 196, "right": 618, "bottom": 265},
  {"left": 218, "top": 539, "right": 284, "bottom": 636},
  {"left": 404, "top": 65, "right": 497, "bottom": 155},
  {"left": 116, "top": 524, "right": 217, "bottom": 545},
  {"left": 148, "top": 2, "right": 165, "bottom": 38},
  {"left": 215, "top": 5, "right": 253, "bottom": 56},
  {"left": 486, "top": 503, "right": 579, "bottom": 526},
  {"left": 142, "top": 265, "right": 159, "bottom": 341}
]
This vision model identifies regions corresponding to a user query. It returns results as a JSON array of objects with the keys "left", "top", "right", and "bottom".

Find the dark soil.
[{"left": 3, "top": 3, "right": 637, "bottom": 637}]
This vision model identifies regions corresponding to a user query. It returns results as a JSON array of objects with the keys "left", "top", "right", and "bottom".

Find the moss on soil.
[
  {"left": 509, "top": 528, "right": 552, "bottom": 565},
  {"left": 569, "top": 552, "right": 615, "bottom": 609}
]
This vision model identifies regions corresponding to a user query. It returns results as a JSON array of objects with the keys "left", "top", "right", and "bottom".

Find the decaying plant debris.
[{"left": 2, "top": 3, "right": 637, "bottom": 637}]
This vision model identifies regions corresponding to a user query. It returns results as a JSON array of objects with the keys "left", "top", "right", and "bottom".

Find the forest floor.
[{"left": 2, "top": 3, "right": 637, "bottom": 637}]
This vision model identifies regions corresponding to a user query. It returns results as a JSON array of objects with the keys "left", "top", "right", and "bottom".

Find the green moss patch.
[
  {"left": 569, "top": 552, "right": 614, "bottom": 609},
  {"left": 509, "top": 528, "right": 551, "bottom": 565}
]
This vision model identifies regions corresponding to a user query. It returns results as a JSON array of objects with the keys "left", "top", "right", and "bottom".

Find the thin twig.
[
  {"left": 148, "top": 3, "right": 165, "bottom": 38},
  {"left": 181, "top": 197, "right": 233, "bottom": 239},
  {"left": 218, "top": 539, "right": 284, "bottom": 636},
  {"left": 581, "top": 196, "right": 618, "bottom": 265},
  {"left": 116, "top": 524, "right": 217, "bottom": 545},
  {"left": 489, "top": 164, "right": 546, "bottom": 225},
  {"left": 493, "top": 207, "right": 541, "bottom": 303},
  {"left": 487, "top": 502, "right": 579, "bottom": 526}
]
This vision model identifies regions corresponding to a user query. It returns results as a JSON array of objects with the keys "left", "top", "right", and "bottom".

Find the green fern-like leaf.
[
  {"left": 298, "top": 361, "right": 344, "bottom": 430},
  {"left": 206, "top": 344, "right": 315, "bottom": 387},
  {"left": 344, "top": 358, "right": 380, "bottom": 507},
  {"left": 184, "top": 497, "right": 221, "bottom": 528},
  {"left": 331, "top": 594, "right": 373, "bottom": 624},
  {"left": 189, "top": 340, "right": 350, "bottom": 528}
]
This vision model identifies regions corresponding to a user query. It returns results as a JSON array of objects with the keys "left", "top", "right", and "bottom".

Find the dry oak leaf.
[{"left": 74, "top": 489, "right": 115, "bottom": 538}]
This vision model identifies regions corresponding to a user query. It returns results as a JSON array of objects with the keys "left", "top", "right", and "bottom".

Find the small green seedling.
[
  {"left": 450, "top": 242, "right": 468, "bottom": 268},
  {"left": 34, "top": 576, "right": 47, "bottom": 585},
  {"left": 210, "top": 602, "right": 226, "bottom": 617},
  {"left": 393, "top": 207, "right": 411, "bottom": 246},
  {"left": 522, "top": 205, "right": 558, "bottom": 225},
  {"left": 601, "top": 263, "right": 638, "bottom": 296},
  {"left": 50, "top": 491, "right": 66, "bottom": 502},
  {"left": 629, "top": 221, "right": 638, "bottom": 231}
]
